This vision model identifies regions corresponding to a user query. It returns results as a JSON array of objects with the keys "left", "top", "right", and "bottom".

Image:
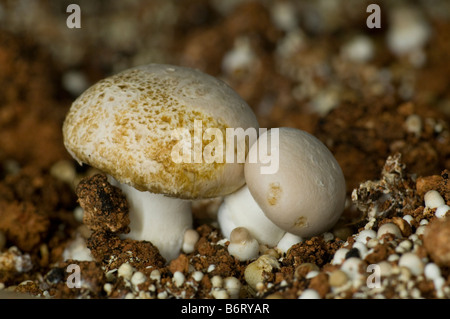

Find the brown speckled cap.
[{"left": 63, "top": 64, "right": 259, "bottom": 199}]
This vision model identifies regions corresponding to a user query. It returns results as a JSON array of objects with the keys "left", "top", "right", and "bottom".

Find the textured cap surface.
[{"left": 63, "top": 64, "right": 259, "bottom": 199}]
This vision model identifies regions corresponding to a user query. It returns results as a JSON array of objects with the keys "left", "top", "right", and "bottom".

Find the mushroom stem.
[
  {"left": 109, "top": 177, "right": 193, "bottom": 262},
  {"left": 217, "top": 185, "right": 285, "bottom": 247}
]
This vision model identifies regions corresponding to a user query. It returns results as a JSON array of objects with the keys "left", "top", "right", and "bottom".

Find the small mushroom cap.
[
  {"left": 244, "top": 127, "right": 346, "bottom": 237},
  {"left": 63, "top": 64, "right": 259, "bottom": 199}
]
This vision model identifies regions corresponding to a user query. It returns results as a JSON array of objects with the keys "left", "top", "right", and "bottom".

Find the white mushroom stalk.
[
  {"left": 218, "top": 185, "right": 285, "bottom": 247},
  {"left": 227, "top": 227, "right": 260, "bottom": 262},
  {"left": 217, "top": 184, "right": 303, "bottom": 253},
  {"left": 62, "top": 63, "right": 259, "bottom": 262}
]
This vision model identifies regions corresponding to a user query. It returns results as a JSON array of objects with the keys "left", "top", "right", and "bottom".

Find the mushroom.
[
  {"left": 218, "top": 127, "right": 346, "bottom": 249},
  {"left": 63, "top": 63, "right": 259, "bottom": 261},
  {"left": 227, "top": 227, "right": 260, "bottom": 262}
]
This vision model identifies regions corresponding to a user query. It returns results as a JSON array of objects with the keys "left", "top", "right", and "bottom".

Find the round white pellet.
[
  {"left": 182, "top": 229, "right": 199, "bottom": 254},
  {"left": 377, "top": 223, "right": 402, "bottom": 239},
  {"left": 404, "top": 114, "right": 422, "bottom": 136},
  {"left": 377, "top": 261, "right": 393, "bottom": 277},
  {"left": 0, "top": 230, "right": 6, "bottom": 251},
  {"left": 298, "top": 289, "right": 321, "bottom": 299},
  {"left": 419, "top": 219, "right": 429, "bottom": 225},
  {"left": 410, "top": 288, "right": 421, "bottom": 299},
  {"left": 424, "top": 190, "right": 445, "bottom": 209},
  {"left": 207, "top": 265, "right": 216, "bottom": 273},
  {"left": 433, "top": 276, "right": 445, "bottom": 291},
  {"left": 398, "top": 253, "right": 424, "bottom": 276},
  {"left": 211, "top": 275, "right": 223, "bottom": 288},
  {"left": 352, "top": 242, "right": 369, "bottom": 259},
  {"left": 271, "top": 1, "right": 298, "bottom": 32},
  {"left": 157, "top": 291, "right": 168, "bottom": 299},
  {"left": 73, "top": 206, "right": 84, "bottom": 223},
  {"left": 395, "top": 245, "right": 406, "bottom": 254},
  {"left": 341, "top": 257, "right": 364, "bottom": 280},
  {"left": 62, "top": 70, "right": 89, "bottom": 96},
  {"left": 398, "top": 240, "right": 412, "bottom": 251},
  {"left": 367, "top": 238, "right": 379, "bottom": 249},
  {"left": 415, "top": 225, "right": 427, "bottom": 236},
  {"left": 212, "top": 288, "right": 229, "bottom": 299},
  {"left": 224, "top": 277, "right": 241, "bottom": 299},
  {"left": 435, "top": 205, "right": 450, "bottom": 218},
  {"left": 341, "top": 35, "right": 374, "bottom": 63},
  {"left": 276, "top": 233, "right": 303, "bottom": 253},
  {"left": 105, "top": 269, "right": 118, "bottom": 282},
  {"left": 125, "top": 292, "right": 135, "bottom": 299},
  {"left": 192, "top": 271, "right": 204, "bottom": 282},
  {"left": 150, "top": 269, "right": 161, "bottom": 281},
  {"left": 228, "top": 239, "right": 260, "bottom": 261},
  {"left": 403, "top": 215, "right": 414, "bottom": 225},
  {"left": 131, "top": 271, "right": 147, "bottom": 287},
  {"left": 386, "top": 7, "right": 430, "bottom": 56},
  {"left": 323, "top": 232, "right": 334, "bottom": 242},
  {"left": 139, "top": 291, "right": 151, "bottom": 299},
  {"left": 356, "top": 230, "right": 377, "bottom": 244}
]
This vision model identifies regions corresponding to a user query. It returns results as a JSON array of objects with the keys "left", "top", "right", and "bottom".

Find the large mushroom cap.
[
  {"left": 244, "top": 127, "right": 346, "bottom": 238},
  {"left": 63, "top": 64, "right": 259, "bottom": 199}
]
